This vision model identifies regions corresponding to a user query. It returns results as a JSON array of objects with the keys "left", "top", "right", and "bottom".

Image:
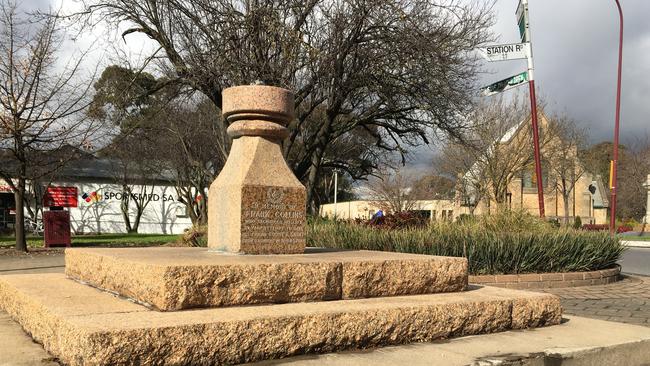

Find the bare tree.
[
  {"left": 76, "top": 0, "right": 495, "bottom": 212},
  {"left": 545, "top": 114, "right": 588, "bottom": 225},
  {"left": 617, "top": 136, "right": 650, "bottom": 220},
  {"left": 159, "top": 98, "right": 226, "bottom": 225},
  {"left": 102, "top": 138, "right": 160, "bottom": 233},
  {"left": 0, "top": 2, "right": 96, "bottom": 251},
  {"left": 368, "top": 169, "right": 420, "bottom": 214},
  {"left": 440, "top": 95, "right": 549, "bottom": 213},
  {"left": 411, "top": 174, "right": 455, "bottom": 200}
]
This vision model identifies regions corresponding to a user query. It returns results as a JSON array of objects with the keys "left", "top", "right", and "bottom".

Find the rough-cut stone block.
[
  {"left": 65, "top": 247, "right": 468, "bottom": 310},
  {"left": 341, "top": 257, "right": 468, "bottom": 299},
  {"left": 208, "top": 136, "right": 306, "bottom": 254},
  {"left": 0, "top": 274, "right": 562, "bottom": 366}
]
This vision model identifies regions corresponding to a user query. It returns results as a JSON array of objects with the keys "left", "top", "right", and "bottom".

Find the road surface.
[{"left": 619, "top": 247, "right": 650, "bottom": 276}]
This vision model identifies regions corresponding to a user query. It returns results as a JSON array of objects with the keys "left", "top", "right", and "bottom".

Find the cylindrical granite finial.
[{"left": 222, "top": 85, "right": 294, "bottom": 140}]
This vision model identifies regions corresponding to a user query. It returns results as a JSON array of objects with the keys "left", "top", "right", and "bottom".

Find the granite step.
[
  {"left": 64, "top": 247, "right": 468, "bottom": 311},
  {"left": 0, "top": 273, "right": 561, "bottom": 366}
]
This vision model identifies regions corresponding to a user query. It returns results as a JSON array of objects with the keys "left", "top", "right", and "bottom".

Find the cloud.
[
  {"left": 31, "top": 0, "right": 650, "bottom": 172},
  {"left": 483, "top": 0, "right": 649, "bottom": 144}
]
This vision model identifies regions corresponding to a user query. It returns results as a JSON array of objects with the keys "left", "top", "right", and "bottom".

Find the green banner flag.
[{"left": 480, "top": 71, "right": 529, "bottom": 96}]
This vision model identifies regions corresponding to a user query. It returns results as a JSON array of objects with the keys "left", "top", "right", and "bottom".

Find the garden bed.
[
  {"left": 307, "top": 213, "right": 625, "bottom": 276},
  {"left": 470, "top": 266, "right": 621, "bottom": 289}
]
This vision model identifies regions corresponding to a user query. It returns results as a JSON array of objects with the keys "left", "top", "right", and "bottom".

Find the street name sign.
[
  {"left": 480, "top": 71, "right": 528, "bottom": 96},
  {"left": 479, "top": 42, "right": 530, "bottom": 62},
  {"left": 516, "top": 0, "right": 529, "bottom": 43}
]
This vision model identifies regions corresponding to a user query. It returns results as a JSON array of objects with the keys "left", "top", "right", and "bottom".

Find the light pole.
[
  {"left": 609, "top": 0, "right": 623, "bottom": 234},
  {"left": 333, "top": 169, "right": 339, "bottom": 219}
]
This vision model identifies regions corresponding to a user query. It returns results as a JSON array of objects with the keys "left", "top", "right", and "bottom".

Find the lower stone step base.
[
  {"left": 251, "top": 316, "right": 650, "bottom": 365},
  {"left": 0, "top": 274, "right": 561, "bottom": 366}
]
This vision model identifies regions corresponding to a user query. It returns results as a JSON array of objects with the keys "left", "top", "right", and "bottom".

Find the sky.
[
  {"left": 23, "top": 0, "right": 650, "bottom": 175},
  {"left": 407, "top": 0, "right": 650, "bottom": 175}
]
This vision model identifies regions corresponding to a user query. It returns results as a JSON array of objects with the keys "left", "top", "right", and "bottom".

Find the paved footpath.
[{"left": 537, "top": 275, "right": 650, "bottom": 327}]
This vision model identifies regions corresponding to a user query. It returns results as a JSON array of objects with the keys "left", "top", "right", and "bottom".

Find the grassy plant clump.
[
  {"left": 177, "top": 225, "right": 208, "bottom": 247},
  {"left": 307, "top": 211, "right": 624, "bottom": 275}
]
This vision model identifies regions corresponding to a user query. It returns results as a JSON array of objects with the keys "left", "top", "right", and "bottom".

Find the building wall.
[
  {"left": 319, "top": 200, "right": 455, "bottom": 221},
  {"left": 458, "top": 172, "right": 607, "bottom": 224},
  {"left": 62, "top": 182, "right": 193, "bottom": 235},
  {"left": 1, "top": 179, "right": 193, "bottom": 235}
]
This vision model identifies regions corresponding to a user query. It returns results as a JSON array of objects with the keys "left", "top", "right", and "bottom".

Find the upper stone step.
[{"left": 64, "top": 247, "right": 468, "bottom": 311}]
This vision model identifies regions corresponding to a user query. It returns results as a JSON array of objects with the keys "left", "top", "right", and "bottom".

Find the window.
[{"left": 522, "top": 164, "right": 549, "bottom": 190}]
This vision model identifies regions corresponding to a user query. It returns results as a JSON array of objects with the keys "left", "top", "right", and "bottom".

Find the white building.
[
  {"left": 0, "top": 158, "right": 193, "bottom": 235},
  {"left": 319, "top": 199, "right": 455, "bottom": 221}
]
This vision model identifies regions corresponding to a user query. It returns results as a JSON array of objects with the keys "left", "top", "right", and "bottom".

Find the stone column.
[{"left": 208, "top": 85, "right": 306, "bottom": 254}]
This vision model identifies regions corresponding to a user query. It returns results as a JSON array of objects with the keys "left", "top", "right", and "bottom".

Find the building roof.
[
  {"left": 0, "top": 146, "right": 176, "bottom": 185},
  {"left": 591, "top": 176, "right": 609, "bottom": 208},
  {"left": 55, "top": 157, "right": 176, "bottom": 184}
]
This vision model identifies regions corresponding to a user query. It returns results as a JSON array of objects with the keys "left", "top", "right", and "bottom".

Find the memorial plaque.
[{"left": 240, "top": 186, "right": 305, "bottom": 253}]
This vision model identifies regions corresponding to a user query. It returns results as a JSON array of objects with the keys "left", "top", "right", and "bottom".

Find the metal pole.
[
  {"left": 522, "top": 0, "right": 545, "bottom": 217},
  {"left": 609, "top": 0, "right": 623, "bottom": 234},
  {"left": 333, "top": 169, "right": 338, "bottom": 219}
]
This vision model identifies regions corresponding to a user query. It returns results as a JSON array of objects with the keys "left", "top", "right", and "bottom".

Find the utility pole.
[
  {"left": 517, "top": 0, "right": 545, "bottom": 218},
  {"left": 609, "top": 0, "right": 624, "bottom": 234}
]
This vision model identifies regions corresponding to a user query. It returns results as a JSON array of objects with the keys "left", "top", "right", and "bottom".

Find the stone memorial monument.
[
  {"left": 208, "top": 85, "right": 305, "bottom": 254},
  {"left": 0, "top": 84, "right": 563, "bottom": 366}
]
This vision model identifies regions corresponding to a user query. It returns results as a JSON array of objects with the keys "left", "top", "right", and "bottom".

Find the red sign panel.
[{"left": 43, "top": 187, "right": 78, "bottom": 207}]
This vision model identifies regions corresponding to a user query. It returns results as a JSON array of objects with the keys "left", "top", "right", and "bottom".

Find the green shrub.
[
  {"left": 573, "top": 216, "right": 582, "bottom": 230},
  {"left": 547, "top": 218, "right": 561, "bottom": 228},
  {"left": 178, "top": 225, "right": 207, "bottom": 247},
  {"left": 307, "top": 212, "right": 624, "bottom": 275},
  {"left": 455, "top": 213, "right": 476, "bottom": 224}
]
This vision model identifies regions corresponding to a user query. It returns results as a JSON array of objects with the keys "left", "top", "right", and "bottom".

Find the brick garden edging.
[{"left": 469, "top": 265, "right": 621, "bottom": 289}]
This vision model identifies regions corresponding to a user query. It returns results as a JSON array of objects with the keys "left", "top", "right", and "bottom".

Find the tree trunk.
[
  {"left": 120, "top": 185, "right": 133, "bottom": 233},
  {"left": 304, "top": 111, "right": 335, "bottom": 214},
  {"left": 14, "top": 178, "right": 27, "bottom": 252},
  {"left": 562, "top": 190, "right": 571, "bottom": 226}
]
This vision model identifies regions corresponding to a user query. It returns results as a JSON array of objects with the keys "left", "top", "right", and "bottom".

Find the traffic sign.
[
  {"left": 516, "top": 0, "right": 529, "bottom": 43},
  {"left": 479, "top": 42, "right": 530, "bottom": 62},
  {"left": 480, "top": 71, "right": 528, "bottom": 96}
]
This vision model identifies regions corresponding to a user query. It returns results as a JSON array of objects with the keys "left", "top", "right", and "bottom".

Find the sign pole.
[
  {"left": 519, "top": 0, "right": 545, "bottom": 218},
  {"left": 609, "top": 0, "right": 624, "bottom": 234}
]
